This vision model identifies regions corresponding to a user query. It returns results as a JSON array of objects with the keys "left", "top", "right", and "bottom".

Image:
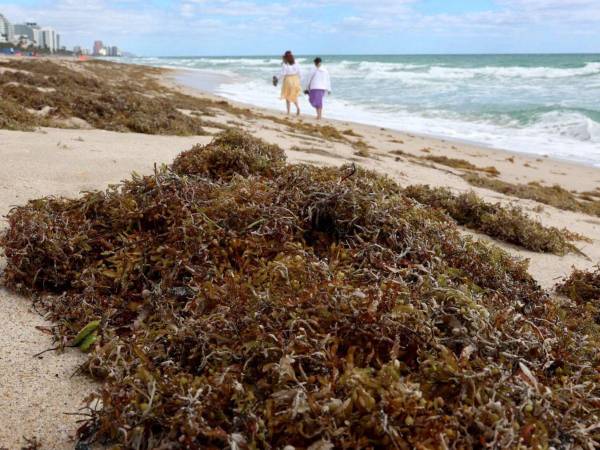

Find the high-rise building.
[
  {"left": 27, "top": 23, "right": 41, "bottom": 46},
  {"left": 93, "top": 40, "right": 104, "bottom": 55},
  {"left": 14, "top": 23, "right": 41, "bottom": 46},
  {"left": 0, "top": 13, "right": 15, "bottom": 43},
  {"left": 41, "top": 27, "right": 58, "bottom": 52},
  {"left": 14, "top": 24, "right": 32, "bottom": 40}
]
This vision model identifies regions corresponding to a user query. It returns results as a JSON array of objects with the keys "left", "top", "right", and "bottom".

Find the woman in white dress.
[
  {"left": 304, "top": 57, "right": 332, "bottom": 120},
  {"left": 274, "top": 50, "right": 302, "bottom": 116}
]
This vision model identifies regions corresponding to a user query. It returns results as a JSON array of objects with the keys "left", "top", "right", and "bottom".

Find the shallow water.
[{"left": 123, "top": 54, "right": 600, "bottom": 167}]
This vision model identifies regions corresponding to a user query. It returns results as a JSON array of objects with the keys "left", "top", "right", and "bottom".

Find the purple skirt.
[{"left": 308, "top": 89, "right": 326, "bottom": 109}]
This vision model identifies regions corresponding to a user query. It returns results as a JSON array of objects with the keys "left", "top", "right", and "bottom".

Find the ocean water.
[{"left": 124, "top": 54, "right": 600, "bottom": 167}]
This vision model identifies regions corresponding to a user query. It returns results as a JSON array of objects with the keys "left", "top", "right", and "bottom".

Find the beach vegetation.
[
  {"left": 352, "top": 139, "right": 372, "bottom": 157},
  {"left": 342, "top": 128, "right": 362, "bottom": 137},
  {"left": 578, "top": 189, "right": 600, "bottom": 201},
  {"left": 464, "top": 173, "right": 600, "bottom": 217},
  {"left": 259, "top": 114, "right": 349, "bottom": 142},
  {"left": 0, "top": 97, "right": 40, "bottom": 131},
  {"left": 403, "top": 185, "right": 583, "bottom": 255},
  {"left": 1, "top": 130, "right": 599, "bottom": 448},
  {"left": 0, "top": 59, "right": 227, "bottom": 135},
  {"left": 389, "top": 149, "right": 409, "bottom": 157},
  {"left": 424, "top": 155, "right": 500, "bottom": 176},
  {"left": 556, "top": 266, "right": 600, "bottom": 306},
  {"left": 172, "top": 129, "right": 286, "bottom": 180},
  {"left": 290, "top": 145, "right": 340, "bottom": 159}
]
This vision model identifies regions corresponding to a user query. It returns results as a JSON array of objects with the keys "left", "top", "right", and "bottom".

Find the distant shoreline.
[
  {"left": 166, "top": 66, "right": 600, "bottom": 171},
  {"left": 122, "top": 54, "right": 600, "bottom": 168}
]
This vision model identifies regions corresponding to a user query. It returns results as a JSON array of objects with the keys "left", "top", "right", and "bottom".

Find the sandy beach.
[{"left": 1, "top": 58, "right": 599, "bottom": 448}]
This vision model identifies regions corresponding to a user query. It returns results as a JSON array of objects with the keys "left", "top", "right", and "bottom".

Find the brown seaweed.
[
  {"left": 403, "top": 184, "right": 583, "bottom": 255},
  {"left": 556, "top": 266, "right": 600, "bottom": 306},
  {"left": 1, "top": 131, "right": 599, "bottom": 449},
  {"left": 0, "top": 59, "right": 216, "bottom": 135},
  {"left": 424, "top": 155, "right": 500, "bottom": 176},
  {"left": 464, "top": 173, "right": 600, "bottom": 218}
]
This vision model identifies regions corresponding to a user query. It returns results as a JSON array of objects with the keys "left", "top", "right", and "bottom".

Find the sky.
[{"left": 0, "top": 0, "right": 599, "bottom": 56}]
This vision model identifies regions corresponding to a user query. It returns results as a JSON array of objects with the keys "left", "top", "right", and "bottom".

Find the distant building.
[
  {"left": 14, "top": 23, "right": 41, "bottom": 47},
  {"left": 0, "top": 14, "right": 15, "bottom": 43},
  {"left": 108, "top": 46, "right": 120, "bottom": 57},
  {"left": 28, "top": 23, "right": 41, "bottom": 47},
  {"left": 14, "top": 24, "right": 32, "bottom": 40},
  {"left": 0, "top": 15, "right": 65, "bottom": 52},
  {"left": 40, "top": 27, "right": 58, "bottom": 52},
  {"left": 73, "top": 45, "right": 90, "bottom": 55},
  {"left": 93, "top": 40, "right": 103, "bottom": 55}
]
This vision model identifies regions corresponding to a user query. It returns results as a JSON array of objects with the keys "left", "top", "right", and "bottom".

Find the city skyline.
[
  {"left": 0, "top": 10, "right": 123, "bottom": 55},
  {"left": 0, "top": 0, "right": 599, "bottom": 56},
  {"left": 0, "top": 13, "right": 61, "bottom": 52}
]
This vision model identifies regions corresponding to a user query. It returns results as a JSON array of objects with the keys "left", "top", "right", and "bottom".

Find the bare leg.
[
  {"left": 317, "top": 108, "right": 322, "bottom": 120},
  {"left": 294, "top": 101, "right": 300, "bottom": 116},
  {"left": 286, "top": 100, "right": 291, "bottom": 115}
]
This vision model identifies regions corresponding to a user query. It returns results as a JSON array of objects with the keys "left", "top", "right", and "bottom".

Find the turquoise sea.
[{"left": 124, "top": 54, "right": 600, "bottom": 166}]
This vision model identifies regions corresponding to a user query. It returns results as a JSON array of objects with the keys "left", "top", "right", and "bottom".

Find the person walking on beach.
[
  {"left": 305, "top": 57, "right": 331, "bottom": 120},
  {"left": 274, "top": 50, "right": 302, "bottom": 116}
]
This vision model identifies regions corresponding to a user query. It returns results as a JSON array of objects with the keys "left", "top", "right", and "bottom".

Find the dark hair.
[
  {"left": 283, "top": 50, "right": 295, "bottom": 65},
  {"left": 314, "top": 57, "right": 322, "bottom": 65}
]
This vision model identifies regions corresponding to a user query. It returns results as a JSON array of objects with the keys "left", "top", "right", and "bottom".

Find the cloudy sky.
[{"left": 0, "top": 0, "right": 599, "bottom": 55}]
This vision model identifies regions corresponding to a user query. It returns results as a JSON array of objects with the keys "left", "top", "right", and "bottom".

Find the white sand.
[{"left": 1, "top": 73, "right": 600, "bottom": 447}]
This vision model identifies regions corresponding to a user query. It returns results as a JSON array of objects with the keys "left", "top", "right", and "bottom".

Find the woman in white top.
[
  {"left": 304, "top": 57, "right": 331, "bottom": 120},
  {"left": 274, "top": 50, "right": 302, "bottom": 116}
]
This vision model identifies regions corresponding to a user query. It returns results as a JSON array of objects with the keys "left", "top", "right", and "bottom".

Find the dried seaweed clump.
[
  {"left": 464, "top": 173, "right": 600, "bottom": 217},
  {"left": 556, "top": 266, "right": 600, "bottom": 306},
  {"left": 172, "top": 129, "right": 286, "bottom": 180},
  {"left": 403, "top": 184, "right": 581, "bottom": 255},
  {"left": 2, "top": 131, "right": 599, "bottom": 449},
  {"left": 0, "top": 59, "right": 212, "bottom": 135},
  {"left": 0, "top": 97, "right": 40, "bottom": 131},
  {"left": 260, "top": 114, "right": 347, "bottom": 142},
  {"left": 424, "top": 155, "right": 500, "bottom": 176}
]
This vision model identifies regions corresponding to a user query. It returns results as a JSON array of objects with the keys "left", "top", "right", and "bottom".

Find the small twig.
[
  {"left": 32, "top": 346, "right": 61, "bottom": 358},
  {"left": 339, "top": 163, "right": 357, "bottom": 183},
  {"left": 34, "top": 342, "right": 78, "bottom": 358}
]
